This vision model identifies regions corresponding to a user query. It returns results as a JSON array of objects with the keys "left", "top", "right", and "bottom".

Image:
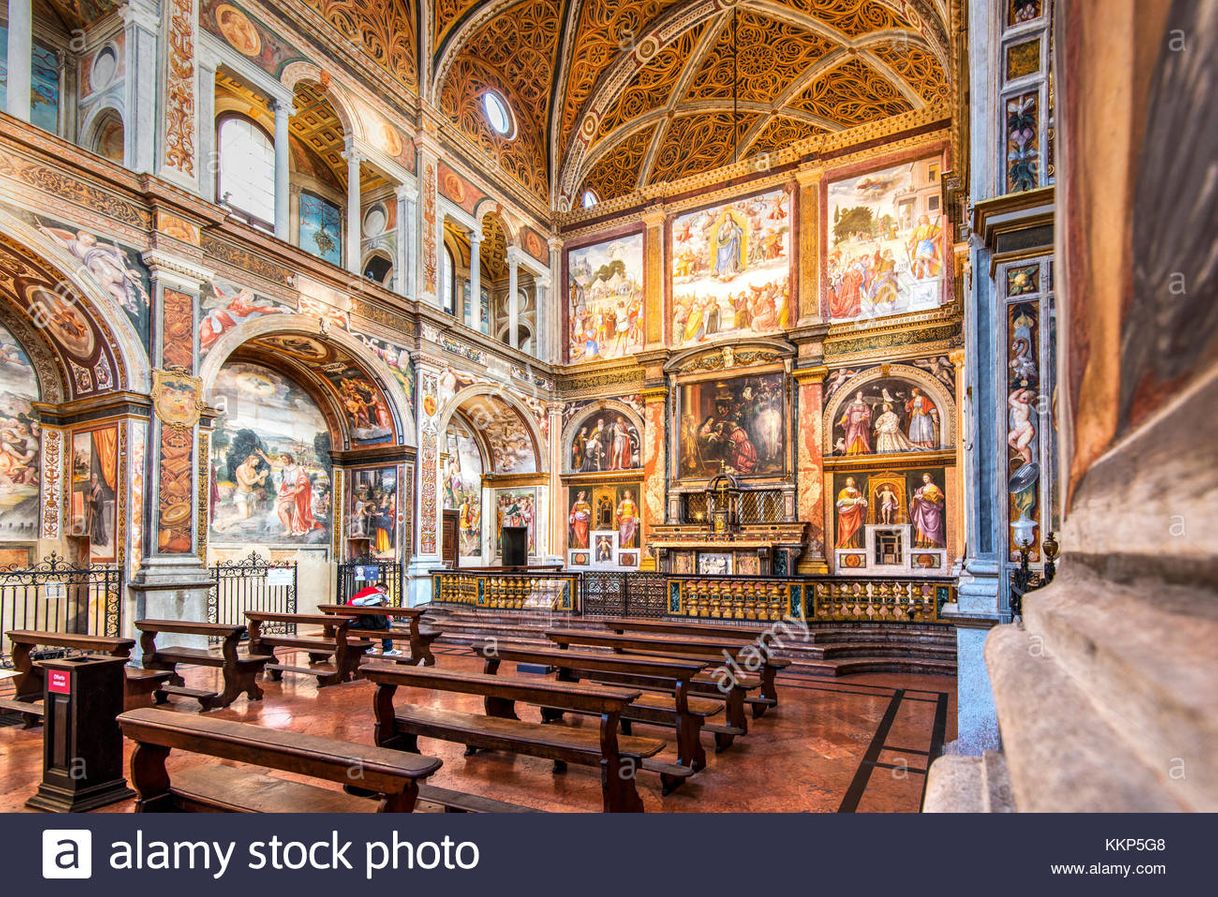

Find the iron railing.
[
  {"left": 1, "top": 553, "right": 122, "bottom": 667},
  {"left": 207, "top": 552, "right": 298, "bottom": 642},
  {"left": 337, "top": 557, "right": 404, "bottom": 607}
]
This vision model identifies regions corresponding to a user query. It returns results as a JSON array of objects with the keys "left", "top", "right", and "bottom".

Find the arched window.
[
  {"left": 581, "top": 190, "right": 599, "bottom": 209},
  {"left": 441, "top": 245, "right": 456, "bottom": 314},
  {"left": 216, "top": 114, "right": 275, "bottom": 230},
  {"left": 363, "top": 253, "right": 393, "bottom": 285}
]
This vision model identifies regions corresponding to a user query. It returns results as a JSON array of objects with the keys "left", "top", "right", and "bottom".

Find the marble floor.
[{"left": 0, "top": 645, "right": 955, "bottom": 813}]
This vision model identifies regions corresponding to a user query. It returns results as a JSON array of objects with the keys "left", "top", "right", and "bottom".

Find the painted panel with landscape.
[
  {"left": 348, "top": 467, "right": 397, "bottom": 558},
  {"left": 495, "top": 489, "right": 536, "bottom": 556},
  {"left": 70, "top": 426, "right": 118, "bottom": 561},
  {"left": 567, "top": 233, "right": 644, "bottom": 362},
  {"left": 678, "top": 373, "right": 785, "bottom": 479},
  {"left": 0, "top": 324, "right": 40, "bottom": 542},
  {"left": 671, "top": 189, "right": 791, "bottom": 347},
  {"left": 442, "top": 422, "right": 484, "bottom": 558},
  {"left": 827, "top": 156, "right": 946, "bottom": 322},
  {"left": 208, "top": 362, "right": 331, "bottom": 545}
]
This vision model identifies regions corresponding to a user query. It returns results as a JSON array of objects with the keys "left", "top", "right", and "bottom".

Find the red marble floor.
[{"left": 0, "top": 645, "right": 955, "bottom": 813}]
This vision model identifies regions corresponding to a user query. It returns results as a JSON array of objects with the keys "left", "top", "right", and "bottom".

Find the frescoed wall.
[
  {"left": 567, "top": 232, "right": 644, "bottom": 362},
  {"left": 566, "top": 483, "right": 641, "bottom": 569},
  {"left": 678, "top": 372, "right": 786, "bottom": 479},
  {"left": 208, "top": 362, "right": 332, "bottom": 546},
  {"left": 0, "top": 323, "right": 40, "bottom": 543},
  {"left": 442, "top": 418, "right": 484, "bottom": 559},
  {"left": 826, "top": 155, "right": 947, "bottom": 322},
  {"left": 199, "top": 279, "right": 292, "bottom": 355},
  {"left": 299, "top": 191, "right": 343, "bottom": 266},
  {"left": 347, "top": 466, "right": 398, "bottom": 559},
  {"left": 671, "top": 189, "right": 791, "bottom": 346},
  {"left": 830, "top": 378, "right": 944, "bottom": 456},
  {"left": 567, "top": 409, "right": 640, "bottom": 473},
  {"left": 69, "top": 425, "right": 119, "bottom": 562},
  {"left": 495, "top": 488, "right": 536, "bottom": 556}
]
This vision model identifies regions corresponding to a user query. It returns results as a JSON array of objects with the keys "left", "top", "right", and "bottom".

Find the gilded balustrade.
[{"left": 433, "top": 571, "right": 578, "bottom": 612}]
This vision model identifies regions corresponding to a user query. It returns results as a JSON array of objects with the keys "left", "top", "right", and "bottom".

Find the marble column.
[
  {"left": 122, "top": 0, "right": 160, "bottom": 174},
  {"left": 507, "top": 251, "right": 520, "bottom": 349},
  {"left": 546, "top": 403, "right": 565, "bottom": 565},
  {"left": 547, "top": 236, "right": 563, "bottom": 363},
  {"left": 640, "top": 385, "right": 668, "bottom": 571},
  {"left": 468, "top": 229, "right": 482, "bottom": 330},
  {"left": 793, "top": 365, "right": 829, "bottom": 573},
  {"left": 406, "top": 361, "right": 443, "bottom": 605},
  {"left": 195, "top": 50, "right": 219, "bottom": 200},
  {"left": 273, "top": 98, "right": 291, "bottom": 240},
  {"left": 5, "top": 0, "right": 32, "bottom": 121},
  {"left": 534, "top": 277, "right": 550, "bottom": 360},
  {"left": 344, "top": 143, "right": 362, "bottom": 274},
  {"left": 394, "top": 183, "right": 417, "bottom": 298}
]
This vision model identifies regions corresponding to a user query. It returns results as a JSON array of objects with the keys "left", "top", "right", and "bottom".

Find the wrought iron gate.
[
  {"left": 580, "top": 571, "right": 668, "bottom": 617},
  {"left": 336, "top": 558, "right": 404, "bottom": 607},
  {"left": 0, "top": 554, "right": 122, "bottom": 667},
  {"left": 207, "top": 552, "right": 297, "bottom": 642}
]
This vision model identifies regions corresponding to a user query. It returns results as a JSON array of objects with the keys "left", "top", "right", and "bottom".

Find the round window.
[{"left": 482, "top": 90, "right": 514, "bottom": 138}]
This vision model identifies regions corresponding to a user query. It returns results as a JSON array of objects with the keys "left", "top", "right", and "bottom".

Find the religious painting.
[
  {"left": 678, "top": 373, "right": 786, "bottom": 479},
  {"left": 443, "top": 421, "right": 483, "bottom": 558},
  {"left": 347, "top": 467, "right": 397, "bottom": 558},
  {"left": 567, "top": 488, "right": 593, "bottom": 551},
  {"left": 0, "top": 324, "right": 40, "bottom": 542},
  {"left": 28, "top": 38, "right": 60, "bottom": 133},
  {"left": 907, "top": 470, "right": 947, "bottom": 549},
  {"left": 867, "top": 474, "right": 908, "bottom": 526},
  {"left": 567, "top": 233, "right": 644, "bottom": 362},
  {"left": 833, "top": 473, "right": 869, "bottom": 550},
  {"left": 619, "top": 552, "right": 638, "bottom": 568},
  {"left": 671, "top": 188, "right": 791, "bottom": 346},
  {"left": 299, "top": 191, "right": 343, "bottom": 266},
  {"left": 317, "top": 364, "right": 394, "bottom": 444},
  {"left": 594, "top": 534, "right": 615, "bottom": 565},
  {"left": 199, "top": 278, "right": 291, "bottom": 354},
  {"left": 831, "top": 377, "right": 942, "bottom": 456},
  {"left": 698, "top": 553, "right": 732, "bottom": 576},
  {"left": 827, "top": 156, "right": 947, "bottom": 322},
  {"left": 616, "top": 485, "right": 640, "bottom": 550},
  {"left": 569, "top": 410, "right": 640, "bottom": 472},
  {"left": 1008, "top": 298, "right": 1041, "bottom": 559},
  {"left": 461, "top": 395, "right": 536, "bottom": 474},
  {"left": 70, "top": 426, "right": 118, "bottom": 561},
  {"left": 496, "top": 489, "right": 536, "bottom": 556},
  {"left": 37, "top": 218, "right": 152, "bottom": 350},
  {"left": 569, "top": 551, "right": 589, "bottom": 567},
  {"left": 208, "top": 362, "right": 332, "bottom": 545}
]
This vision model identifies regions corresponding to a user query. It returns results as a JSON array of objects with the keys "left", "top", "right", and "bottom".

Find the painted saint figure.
[
  {"left": 838, "top": 391, "right": 873, "bottom": 454},
  {"left": 835, "top": 476, "right": 868, "bottom": 549},
  {"left": 83, "top": 473, "right": 108, "bottom": 544},
  {"left": 874, "top": 402, "right": 919, "bottom": 453},
  {"left": 260, "top": 450, "right": 321, "bottom": 537},
  {"left": 616, "top": 489, "right": 639, "bottom": 549},
  {"left": 905, "top": 388, "right": 939, "bottom": 448},
  {"left": 568, "top": 490, "right": 592, "bottom": 550},
  {"left": 877, "top": 484, "right": 900, "bottom": 525},
  {"left": 713, "top": 215, "right": 744, "bottom": 277},
  {"left": 909, "top": 473, "right": 946, "bottom": 548}
]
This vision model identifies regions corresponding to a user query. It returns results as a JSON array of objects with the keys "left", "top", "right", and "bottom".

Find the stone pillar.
[
  {"left": 640, "top": 385, "right": 668, "bottom": 571},
  {"left": 546, "top": 403, "right": 564, "bottom": 565},
  {"left": 394, "top": 183, "right": 417, "bottom": 298},
  {"left": 406, "top": 360, "right": 443, "bottom": 605},
  {"left": 273, "top": 98, "right": 291, "bottom": 240},
  {"left": 156, "top": 0, "right": 200, "bottom": 191},
  {"left": 344, "top": 142, "right": 361, "bottom": 273},
  {"left": 121, "top": 0, "right": 160, "bottom": 174},
  {"left": 507, "top": 249, "right": 520, "bottom": 349},
  {"left": 793, "top": 365, "right": 828, "bottom": 573},
  {"left": 131, "top": 252, "right": 214, "bottom": 646},
  {"left": 5, "top": 0, "right": 32, "bottom": 121},
  {"left": 642, "top": 205, "right": 666, "bottom": 349},
  {"left": 195, "top": 49, "right": 219, "bottom": 200},
  {"left": 534, "top": 277, "right": 550, "bottom": 360},
  {"left": 468, "top": 228, "right": 482, "bottom": 330},
  {"left": 548, "top": 236, "right": 563, "bottom": 363},
  {"left": 416, "top": 144, "right": 439, "bottom": 306},
  {"left": 795, "top": 166, "right": 823, "bottom": 325}
]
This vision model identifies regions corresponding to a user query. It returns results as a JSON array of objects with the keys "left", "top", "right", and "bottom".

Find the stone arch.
[
  {"left": 821, "top": 362, "right": 956, "bottom": 455},
  {"left": 0, "top": 208, "right": 150, "bottom": 396},
  {"left": 561, "top": 399, "right": 645, "bottom": 473},
  {"left": 79, "top": 101, "right": 126, "bottom": 163},
  {"left": 279, "top": 62, "right": 361, "bottom": 141},
  {"left": 436, "top": 384, "right": 544, "bottom": 474},
  {"left": 199, "top": 313, "right": 417, "bottom": 447}
]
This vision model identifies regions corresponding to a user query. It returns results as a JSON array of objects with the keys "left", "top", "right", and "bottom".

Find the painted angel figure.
[{"left": 40, "top": 225, "right": 149, "bottom": 318}]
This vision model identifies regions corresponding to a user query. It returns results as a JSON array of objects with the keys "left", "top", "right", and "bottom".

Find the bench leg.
[
  {"left": 539, "top": 707, "right": 565, "bottom": 723},
  {"left": 601, "top": 758, "right": 645, "bottom": 813},
  {"left": 725, "top": 687, "right": 749, "bottom": 735},
  {"left": 377, "top": 781, "right": 420, "bottom": 813},
  {"left": 552, "top": 760, "right": 567, "bottom": 773},
  {"left": 677, "top": 716, "right": 708, "bottom": 772},
  {"left": 713, "top": 730, "right": 736, "bottom": 753},
  {"left": 756, "top": 668, "right": 779, "bottom": 716},
  {"left": 660, "top": 772, "right": 684, "bottom": 796},
  {"left": 129, "top": 742, "right": 176, "bottom": 813},
  {"left": 411, "top": 637, "right": 437, "bottom": 667}
]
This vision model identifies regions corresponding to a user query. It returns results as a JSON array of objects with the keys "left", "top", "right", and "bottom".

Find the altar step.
[{"left": 423, "top": 605, "right": 956, "bottom": 678}]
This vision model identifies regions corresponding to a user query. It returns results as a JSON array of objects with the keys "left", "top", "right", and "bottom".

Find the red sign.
[{"left": 47, "top": 669, "right": 71, "bottom": 695}]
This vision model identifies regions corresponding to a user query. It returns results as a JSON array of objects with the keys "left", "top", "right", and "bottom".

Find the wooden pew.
[
  {"left": 317, "top": 604, "right": 440, "bottom": 666},
  {"left": 0, "top": 630, "right": 173, "bottom": 726},
  {"left": 476, "top": 641, "right": 728, "bottom": 775},
  {"left": 117, "top": 706, "right": 442, "bottom": 813},
  {"left": 594, "top": 616, "right": 794, "bottom": 714},
  {"left": 137, "top": 620, "right": 272, "bottom": 711},
  {"left": 545, "top": 628, "right": 769, "bottom": 730},
  {"left": 246, "top": 611, "right": 363, "bottom": 686},
  {"left": 362, "top": 662, "right": 665, "bottom": 812}
]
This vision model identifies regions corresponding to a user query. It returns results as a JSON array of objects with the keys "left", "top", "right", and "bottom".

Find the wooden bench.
[
  {"left": 246, "top": 612, "right": 363, "bottom": 686},
  {"left": 362, "top": 662, "right": 665, "bottom": 812},
  {"left": 595, "top": 617, "right": 794, "bottom": 715},
  {"left": 0, "top": 630, "right": 173, "bottom": 726},
  {"left": 477, "top": 642, "right": 727, "bottom": 778},
  {"left": 138, "top": 620, "right": 272, "bottom": 711},
  {"left": 545, "top": 628, "right": 769, "bottom": 732},
  {"left": 116, "top": 706, "right": 442, "bottom": 813},
  {"left": 318, "top": 604, "right": 440, "bottom": 667}
]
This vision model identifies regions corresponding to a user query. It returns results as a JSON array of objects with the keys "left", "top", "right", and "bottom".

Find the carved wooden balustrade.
[
  {"left": 432, "top": 571, "right": 579, "bottom": 612},
  {"left": 808, "top": 579, "right": 953, "bottom": 623}
]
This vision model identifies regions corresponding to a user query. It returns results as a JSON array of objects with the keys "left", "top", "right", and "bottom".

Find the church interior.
[{"left": 0, "top": 0, "right": 1214, "bottom": 816}]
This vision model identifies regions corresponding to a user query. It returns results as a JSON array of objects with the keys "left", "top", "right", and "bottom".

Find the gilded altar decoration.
[
  {"left": 152, "top": 369, "right": 204, "bottom": 429},
  {"left": 163, "top": 0, "right": 197, "bottom": 178}
]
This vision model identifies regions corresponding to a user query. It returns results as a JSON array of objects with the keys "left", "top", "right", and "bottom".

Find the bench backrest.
[
  {"left": 318, "top": 604, "right": 423, "bottom": 618},
  {"left": 480, "top": 642, "right": 704, "bottom": 683},
  {"left": 362, "top": 662, "right": 641, "bottom": 715},
  {"left": 546, "top": 628, "right": 748, "bottom": 658},
  {"left": 5, "top": 629, "right": 134, "bottom": 656},
  {"left": 135, "top": 619, "right": 246, "bottom": 639},
  {"left": 246, "top": 612, "right": 351, "bottom": 626},
  {"left": 600, "top": 618, "right": 760, "bottom": 641},
  {"left": 117, "top": 707, "right": 441, "bottom": 793}
]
